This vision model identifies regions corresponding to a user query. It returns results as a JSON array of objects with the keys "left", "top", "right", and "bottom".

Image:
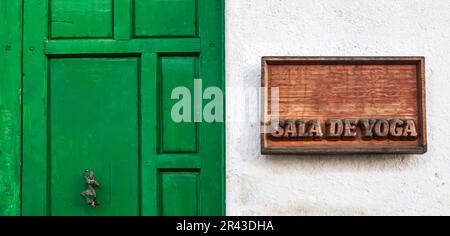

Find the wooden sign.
[{"left": 261, "top": 57, "right": 426, "bottom": 154}]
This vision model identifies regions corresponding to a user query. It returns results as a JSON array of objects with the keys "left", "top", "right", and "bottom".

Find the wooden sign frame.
[{"left": 261, "top": 57, "right": 427, "bottom": 155}]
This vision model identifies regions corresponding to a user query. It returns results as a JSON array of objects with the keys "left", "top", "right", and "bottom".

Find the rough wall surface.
[{"left": 226, "top": 0, "right": 450, "bottom": 215}]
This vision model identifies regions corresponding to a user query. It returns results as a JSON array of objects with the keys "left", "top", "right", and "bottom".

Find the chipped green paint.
[{"left": 0, "top": 0, "right": 22, "bottom": 216}]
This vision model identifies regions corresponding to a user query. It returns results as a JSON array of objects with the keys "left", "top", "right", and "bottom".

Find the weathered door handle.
[{"left": 80, "top": 170, "right": 100, "bottom": 207}]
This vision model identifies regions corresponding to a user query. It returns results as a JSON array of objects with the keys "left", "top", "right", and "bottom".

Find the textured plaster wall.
[{"left": 226, "top": 0, "right": 450, "bottom": 215}]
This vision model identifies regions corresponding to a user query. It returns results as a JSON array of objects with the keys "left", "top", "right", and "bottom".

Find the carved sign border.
[{"left": 261, "top": 57, "right": 427, "bottom": 155}]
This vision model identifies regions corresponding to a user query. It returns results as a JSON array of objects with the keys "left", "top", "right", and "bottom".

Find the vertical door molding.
[{"left": 0, "top": 0, "right": 22, "bottom": 216}]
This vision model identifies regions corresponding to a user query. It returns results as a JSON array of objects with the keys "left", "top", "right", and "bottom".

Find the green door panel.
[
  {"left": 134, "top": 0, "right": 197, "bottom": 37},
  {"left": 50, "top": 0, "right": 113, "bottom": 39},
  {"left": 49, "top": 58, "right": 139, "bottom": 216},
  {"left": 22, "top": 0, "right": 224, "bottom": 216},
  {"left": 161, "top": 172, "right": 199, "bottom": 216},
  {"left": 161, "top": 57, "right": 198, "bottom": 153}
]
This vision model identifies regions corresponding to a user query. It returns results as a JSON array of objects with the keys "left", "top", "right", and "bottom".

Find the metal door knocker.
[{"left": 80, "top": 170, "right": 100, "bottom": 207}]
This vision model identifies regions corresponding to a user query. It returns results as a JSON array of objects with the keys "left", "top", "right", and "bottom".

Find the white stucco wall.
[{"left": 226, "top": 0, "right": 450, "bottom": 215}]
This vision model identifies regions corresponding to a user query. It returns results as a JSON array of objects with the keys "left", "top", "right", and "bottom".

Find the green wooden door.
[{"left": 22, "top": 0, "right": 224, "bottom": 216}]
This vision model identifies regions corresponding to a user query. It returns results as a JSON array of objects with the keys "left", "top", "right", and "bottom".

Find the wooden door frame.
[
  {"left": 0, "top": 0, "right": 22, "bottom": 216},
  {"left": 19, "top": 0, "right": 225, "bottom": 216}
]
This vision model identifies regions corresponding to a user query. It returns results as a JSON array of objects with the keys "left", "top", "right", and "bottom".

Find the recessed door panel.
[
  {"left": 50, "top": 0, "right": 113, "bottom": 39},
  {"left": 161, "top": 57, "right": 198, "bottom": 153},
  {"left": 160, "top": 171, "right": 199, "bottom": 216},
  {"left": 49, "top": 58, "right": 139, "bottom": 216},
  {"left": 134, "top": 0, "right": 197, "bottom": 37}
]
